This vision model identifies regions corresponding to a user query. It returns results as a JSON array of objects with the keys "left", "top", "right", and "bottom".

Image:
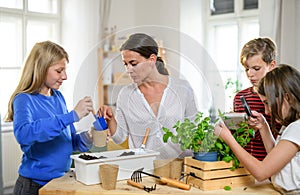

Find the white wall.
[
  {"left": 61, "top": 0, "right": 100, "bottom": 130},
  {"left": 61, "top": 0, "right": 184, "bottom": 130},
  {"left": 259, "top": 0, "right": 300, "bottom": 68},
  {"left": 109, "top": 0, "right": 181, "bottom": 77},
  {"left": 106, "top": 0, "right": 225, "bottom": 113},
  {"left": 59, "top": 0, "right": 228, "bottom": 130}
]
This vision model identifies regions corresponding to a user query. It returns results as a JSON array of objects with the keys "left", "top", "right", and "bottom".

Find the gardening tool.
[
  {"left": 135, "top": 128, "right": 150, "bottom": 155},
  {"left": 140, "top": 128, "right": 150, "bottom": 150},
  {"left": 131, "top": 168, "right": 191, "bottom": 190},
  {"left": 92, "top": 109, "right": 108, "bottom": 130},
  {"left": 127, "top": 179, "right": 156, "bottom": 192}
]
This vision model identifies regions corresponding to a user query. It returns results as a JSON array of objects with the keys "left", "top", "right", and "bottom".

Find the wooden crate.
[{"left": 184, "top": 157, "right": 255, "bottom": 191}]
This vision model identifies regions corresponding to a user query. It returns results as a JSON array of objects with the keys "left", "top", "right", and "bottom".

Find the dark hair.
[
  {"left": 258, "top": 64, "right": 300, "bottom": 131},
  {"left": 240, "top": 37, "right": 277, "bottom": 66},
  {"left": 120, "top": 33, "right": 169, "bottom": 75}
]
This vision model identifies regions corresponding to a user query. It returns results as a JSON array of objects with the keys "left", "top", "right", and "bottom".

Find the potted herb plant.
[
  {"left": 162, "top": 111, "right": 255, "bottom": 169},
  {"left": 216, "top": 111, "right": 255, "bottom": 170},
  {"left": 162, "top": 112, "right": 220, "bottom": 162}
]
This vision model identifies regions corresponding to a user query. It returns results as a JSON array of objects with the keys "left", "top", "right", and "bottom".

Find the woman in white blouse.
[{"left": 98, "top": 33, "right": 198, "bottom": 159}]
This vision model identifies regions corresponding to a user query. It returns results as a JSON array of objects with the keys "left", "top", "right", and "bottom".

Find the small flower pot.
[{"left": 193, "top": 151, "right": 218, "bottom": 162}]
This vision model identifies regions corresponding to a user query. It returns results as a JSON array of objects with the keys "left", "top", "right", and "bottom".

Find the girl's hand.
[
  {"left": 74, "top": 96, "right": 93, "bottom": 120},
  {"left": 247, "top": 111, "right": 268, "bottom": 130},
  {"left": 214, "top": 122, "right": 232, "bottom": 141}
]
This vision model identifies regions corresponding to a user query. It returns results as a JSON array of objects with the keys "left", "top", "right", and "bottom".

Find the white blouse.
[{"left": 111, "top": 77, "right": 198, "bottom": 159}]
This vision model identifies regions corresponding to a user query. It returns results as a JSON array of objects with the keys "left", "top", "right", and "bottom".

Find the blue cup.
[{"left": 93, "top": 116, "right": 108, "bottom": 130}]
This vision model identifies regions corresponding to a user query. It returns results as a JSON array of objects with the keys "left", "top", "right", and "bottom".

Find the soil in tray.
[
  {"left": 118, "top": 151, "right": 135, "bottom": 157},
  {"left": 79, "top": 154, "right": 107, "bottom": 160},
  {"left": 78, "top": 151, "right": 135, "bottom": 160}
]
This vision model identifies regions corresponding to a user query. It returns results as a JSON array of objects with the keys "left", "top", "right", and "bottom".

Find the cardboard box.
[
  {"left": 184, "top": 157, "right": 255, "bottom": 191},
  {"left": 71, "top": 149, "right": 159, "bottom": 185}
]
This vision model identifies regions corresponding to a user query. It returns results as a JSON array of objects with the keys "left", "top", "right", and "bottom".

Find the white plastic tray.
[{"left": 71, "top": 148, "right": 160, "bottom": 185}]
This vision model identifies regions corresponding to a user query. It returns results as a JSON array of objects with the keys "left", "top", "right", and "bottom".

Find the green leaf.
[
  {"left": 224, "top": 185, "right": 231, "bottom": 191},
  {"left": 236, "top": 127, "right": 244, "bottom": 133},
  {"left": 249, "top": 129, "right": 255, "bottom": 137},
  {"left": 224, "top": 145, "right": 230, "bottom": 153},
  {"left": 171, "top": 136, "right": 178, "bottom": 143},
  {"left": 162, "top": 132, "right": 172, "bottom": 143},
  {"left": 222, "top": 156, "right": 233, "bottom": 162}
]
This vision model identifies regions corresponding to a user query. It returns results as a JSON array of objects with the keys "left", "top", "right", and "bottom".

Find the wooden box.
[{"left": 184, "top": 157, "right": 255, "bottom": 191}]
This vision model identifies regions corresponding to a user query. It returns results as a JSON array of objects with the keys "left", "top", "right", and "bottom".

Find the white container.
[{"left": 71, "top": 148, "right": 160, "bottom": 185}]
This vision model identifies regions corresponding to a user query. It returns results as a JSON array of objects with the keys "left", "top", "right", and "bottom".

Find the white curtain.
[
  {"left": 98, "top": 0, "right": 111, "bottom": 41},
  {"left": 259, "top": 0, "right": 300, "bottom": 68}
]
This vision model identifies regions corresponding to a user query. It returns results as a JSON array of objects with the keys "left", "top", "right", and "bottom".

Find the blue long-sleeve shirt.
[{"left": 13, "top": 90, "right": 92, "bottom": 185}]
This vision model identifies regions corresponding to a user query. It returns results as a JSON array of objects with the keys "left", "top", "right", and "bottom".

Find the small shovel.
[
  {"left": 140, "top": 128, "right": 150, "bottom": 150},
  {"left": 135, "top": 128, "right": 150, "bottom": 154}
]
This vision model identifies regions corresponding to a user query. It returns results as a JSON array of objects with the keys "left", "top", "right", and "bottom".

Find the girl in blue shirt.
[{"left": 6, "top": 41, "right": 94, "bottom": 195}]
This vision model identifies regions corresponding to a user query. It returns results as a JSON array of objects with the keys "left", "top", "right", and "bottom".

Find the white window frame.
[
  {"left": 0, "top": 0, "right": 61, "bottom": 130},
  {"left": 206, "top": 0, "right": 259, "bottom": 111}
]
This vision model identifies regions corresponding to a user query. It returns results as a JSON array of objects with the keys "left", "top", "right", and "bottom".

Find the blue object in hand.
[{"left": 93, "top": 116, "right": 108, "bottom": 130}]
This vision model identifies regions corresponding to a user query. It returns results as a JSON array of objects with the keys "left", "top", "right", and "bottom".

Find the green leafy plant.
[
  {"left": 216, "top": 110, "right": 255, "bottom": 170},
  {"left": 162, "top": 111, "right": 255, "bottom": 170},
  {"left": 225, "top": 78, "right": 243, "bottom": 98},
  {"left": 162, "top": 112, "right": 220, "bottom": 153}
]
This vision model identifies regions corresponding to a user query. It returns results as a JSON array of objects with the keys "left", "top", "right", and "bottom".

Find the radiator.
[{"left": 2, "top": 130, "right": 22, "bottom": 188}]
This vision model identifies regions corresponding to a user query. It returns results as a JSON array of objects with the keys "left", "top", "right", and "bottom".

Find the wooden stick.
[
  {"left": 142, "top": 128, "right": 151, "bottom": 145},
  {"left": 127, "top": 179, "right": 144, "bottom": 190},
  {"left": 160, "top": 177, "right": 191, "bottom": 190},
  {"left": 92, "top": 108, "right": 96, "bottom": 116}
]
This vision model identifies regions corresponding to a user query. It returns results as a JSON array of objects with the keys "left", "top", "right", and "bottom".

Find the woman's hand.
[
  {"left": 97, "top": 105, "right": 114, "bottom": 121},
  {"left": 97, "top": 105, "right": 117, "bottom": 136},
  {"left": 74, "top": 96, "right": 93, "bottom": 120}
]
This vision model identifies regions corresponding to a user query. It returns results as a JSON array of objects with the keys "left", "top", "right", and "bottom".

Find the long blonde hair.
[{"left": 5, "top": 41, "right": 69, "bottom": 122}]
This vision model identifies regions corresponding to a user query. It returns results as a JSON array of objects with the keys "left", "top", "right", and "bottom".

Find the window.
[
  {"left": 207, "top": 0, "right": 259, "bottom": 111},
  {"left": 0, "top": 0, "right": 61, "bottom": 128},
  {"left": 210, "top": 0, "right": 258, "bottom": 15}
]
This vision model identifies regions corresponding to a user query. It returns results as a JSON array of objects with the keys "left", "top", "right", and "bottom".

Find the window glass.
[
  {"left": 0, "top": 0, "right": 60, "bottom": 126},
  {"left": 28, "top": 0, "right": 58, "bottom": 14},
  {"left": 210, "top": 0, "right": 234, "bottom": 15},
  {"left": 0, "top": 69, "right": 21, "bottom": 117},
  {"left": 214, "top": 24, "right": 238, "bottom": 72},
  {"left": 0, "top": 0, "right": 22, "bottom": 9},
  {"left": 26, "top": 20, "right": 59, "bottom": 53},
  {"left": 210, "top": 21, "right": 259, "bottom": 111},
  {"left": 240, "top": 21, "right": 259, "bottom": 44},
  {"left": 0, "top": 16, "right": 22, "bottom": 67},
  {"left": 243, "top": 0, "right": 258, "bottom": 10},
  {"left": 207, "top": 0, "right": 259, "bottom": 111}
]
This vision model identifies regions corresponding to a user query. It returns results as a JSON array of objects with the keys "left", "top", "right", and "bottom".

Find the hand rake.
[
  {"left": 131, "top": 168, "right": 191, "bottom": 190},
  {"left": 127, "top": 179, "right": 156, "bottom": 192}
]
